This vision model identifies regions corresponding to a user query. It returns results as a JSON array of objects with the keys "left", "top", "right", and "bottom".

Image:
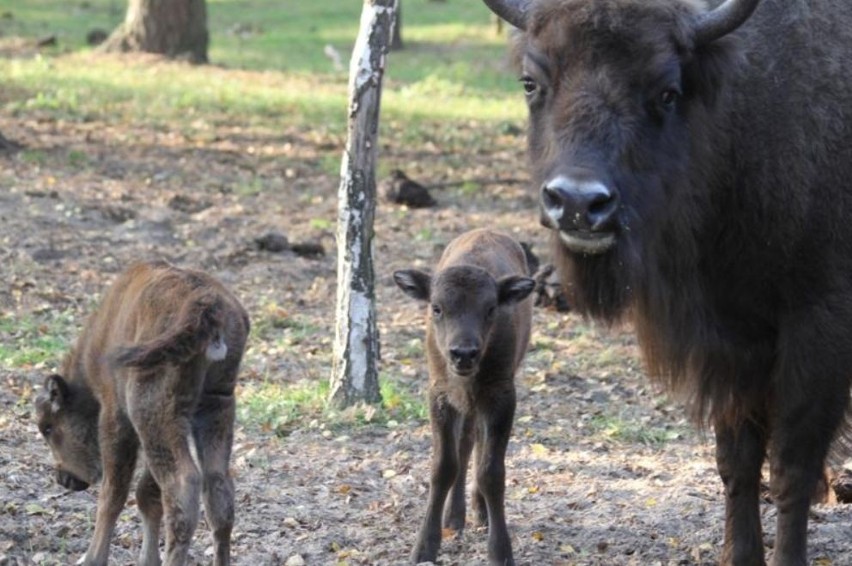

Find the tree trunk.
[
  {"left": 329, "top": 0, "right": 398, "bottom": 408},
  {"left": 101, "top": 0, "right": 209, "bottom": 63}
]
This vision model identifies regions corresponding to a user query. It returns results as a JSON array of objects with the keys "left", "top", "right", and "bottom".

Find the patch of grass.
[
  {"left": 0, "top": 0, "right": 525, "bottom": 137},
  {"left": 237, "top": 379, "right": 330, "bottom": 436},
  {"left": 0, "top": 310, "right": 75, "bottom": 370},
  {"left": 588, "top": 413, "right": 684, "bottom": 446},
  {"left": 237, "top": 373, "right": 427, "bottom": 437}
]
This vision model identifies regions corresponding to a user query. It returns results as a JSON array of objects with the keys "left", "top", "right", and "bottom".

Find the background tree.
[
  {"left": 329, "top": 0, "right": 398, "bottom": 408},
  {"left": 101, "top": 0, "right": 209, "bottom": 63}
]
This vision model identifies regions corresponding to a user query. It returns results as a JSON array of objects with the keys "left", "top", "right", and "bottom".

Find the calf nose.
[
  {"left": 540, "top": 175, "right": 618, "bottom": 232},
  {"left": 449, "top": 345, "right": 480, "bottom": 369}
]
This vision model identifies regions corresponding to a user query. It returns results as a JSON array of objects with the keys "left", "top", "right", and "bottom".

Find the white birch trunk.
[{"left": 329, "top": 0, "right": 397, "bottom": 407}]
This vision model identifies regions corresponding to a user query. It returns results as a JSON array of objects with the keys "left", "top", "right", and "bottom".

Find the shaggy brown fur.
[
  {"left": 484, "top": 0, "right": 852, "bottom": 564},
  {"left": 35, "top": 261, "right": 249, "bottom": 566},
  {"left": 394, "top": 229, "right": 535, "bottom": 566}
]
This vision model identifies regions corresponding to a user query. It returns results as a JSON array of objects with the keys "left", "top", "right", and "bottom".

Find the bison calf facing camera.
[
  {"left": 394, "top": 228, "right": 535, "bottom": 566},
  {"left": 34, "top": 261, "right": 249, "bottom": 566}
]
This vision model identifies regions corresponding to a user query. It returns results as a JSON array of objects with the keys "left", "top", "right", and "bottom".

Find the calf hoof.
[{"left": 411, "top": 543, "right": 439, "bottom": 565}]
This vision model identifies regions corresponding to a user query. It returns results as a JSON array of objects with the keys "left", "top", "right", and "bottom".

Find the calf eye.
[
  {"left": 486, "top": 306, "right": 496, "bottom": 319},
  {"left": 40, "top": 424, "right": 53, "bottom": 437},
  {"left": 520, "top": 76, "right": 538, "bottom": 96},
  {"left": 431, "top": 304, "right": 442, "bottom": 318}
]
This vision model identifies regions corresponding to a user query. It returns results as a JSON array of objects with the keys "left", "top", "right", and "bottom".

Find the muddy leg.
[
  {"left": 411, "top": 393, "right": 461, "bottom": 564},
  {"left": 137, "top": 468, "right": 163, "bottom": 566},
  {"left": 715, "top": 415, "right": 767, "bottom": 566},
  {"left": 195, "top": 395, "right": 236, "bottom": 566},
  {"left": 82, "top": 413, "right": 138, "bottom": 566},
  {"left": 443, "top": 414, "right": 474, "bottom": 533},
  {"left": 476, "top": 391, "right": 515, "bottom": 566}
]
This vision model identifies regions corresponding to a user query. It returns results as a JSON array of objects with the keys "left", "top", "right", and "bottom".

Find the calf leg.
[
  {"left": 476, "top": 391, "right": 515, "bottom": 566},
  {"left": 195, "top": 395, "right": 237, "bottom": 566},
  {"left": 714, "top": 414, "right": 767, "bottom": 566},
  {"left": 128, "top": 378, "right": 203, "bottom": 566},
  {"left": 412, "top": 393, "right": 461, "bottom": 564},
  {"left": 137, "top": 468, "right": 163, "bottom": 566},
  {"left": 471, "top": 430, "right": 488, "bottom": 528},
  {"left": 443, "top": 414, "right": 475, "bottom": 533},
  {"left": 81, "top": 412, "right": 138, "bottom": 566}
]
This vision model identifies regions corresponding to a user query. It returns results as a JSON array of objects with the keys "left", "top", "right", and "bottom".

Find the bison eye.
[
  {"left": 431, "top": 304, "right": 442, "bottom": 318},
  {"left": 659, "top": 88, "right": 679, "bottom": 110},
  {"left": 40, "top": 424, "right": 53, "bottom": 437},
  {"left": 520, "top": 76, "right": 538, "bottom": 96}
]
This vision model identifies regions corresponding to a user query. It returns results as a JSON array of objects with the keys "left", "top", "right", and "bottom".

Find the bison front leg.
[
  {"left": 412, "top": 394, "right": 461, "bottom": 564},
  {"left": 83, "top": 414, "right": 139, "bottom": 566},
  {"left": 476, "top": 391, "right": 515, "bottom": 566},
  {"left": 443, "top": 413, "right": 475, "bottom": 533},
  {"left": 714, "top": 415, "right": 767, "bottom": 566}
]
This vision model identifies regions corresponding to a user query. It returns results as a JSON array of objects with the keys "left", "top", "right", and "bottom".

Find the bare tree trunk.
[
  {"left": 101, "top": 0, "right": 209, "bottom": 63},
  {"left": 329, "top": 0, "right": 398, "bottom": 408}
]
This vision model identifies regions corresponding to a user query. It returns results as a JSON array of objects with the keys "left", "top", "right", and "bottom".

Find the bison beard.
[{"left": 485, "top": 0, "right": 852, "bottom": 565}]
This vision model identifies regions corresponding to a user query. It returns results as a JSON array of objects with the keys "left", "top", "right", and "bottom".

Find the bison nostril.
[
  {"left": 449, "top": 346, "right": 479, "bottom": 366},
  {"left": 541, "top": 175, "right": 616, "bottom": 232},
  {"left": 541, "top": 185, "right": 565, "bottom": 214}
]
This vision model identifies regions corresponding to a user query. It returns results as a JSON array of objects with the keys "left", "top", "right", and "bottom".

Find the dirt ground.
[{"left": 1, "top": 76, "right": 851, "bottom": 565}]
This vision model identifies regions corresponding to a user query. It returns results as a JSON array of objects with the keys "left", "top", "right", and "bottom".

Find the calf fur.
[
  {"left": 394, "top": 229, "right": 535, "bottom": 566},
  {"left": 35, "top": 261, "right": 249, "bottom": 566}
]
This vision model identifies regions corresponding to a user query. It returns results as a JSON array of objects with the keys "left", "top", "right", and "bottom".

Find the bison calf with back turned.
[
  {"left": 35, "top": 261, "right": 249, "bottom": 566},
  {"left": 484, "top": 0, "right": 852, "bottom": 564},
  {"left": 394, "top": 228, "right": 535, "bottom": 566}
]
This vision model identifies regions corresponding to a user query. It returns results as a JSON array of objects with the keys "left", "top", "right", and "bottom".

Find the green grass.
[
  {"left": 0, "top": 0, "right": 525, "bottom": 134},
  {"left": 589, "top": 413, "right": 685, "bottom": 446},
  {"left": 0, "top": 310, "right": 75, "bottom": 370},
  {"left": 237, "top": 373, "right": 427, "bottom": 436}
]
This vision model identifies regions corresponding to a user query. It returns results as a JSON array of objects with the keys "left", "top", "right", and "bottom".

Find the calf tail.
[{"left": 112, "top": 289, "right": 228, "bottom": 370}]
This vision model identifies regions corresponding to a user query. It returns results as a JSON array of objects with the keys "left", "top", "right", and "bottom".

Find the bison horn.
[
  {"left": 482, "top": 0, "right": 529, "bottom": 31},
  {"left": 693, "top": 0, "right": 762, "bottom": 45}
]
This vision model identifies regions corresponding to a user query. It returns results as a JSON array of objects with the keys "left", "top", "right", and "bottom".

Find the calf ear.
[
  {"left": 393, "top": 269, "right": 431, "bottom": 302},
  {"left": 44, "top": 374, "right": 69, "bottom": 413},
  {"left": 497, "top": 275, "right": 535, "bottom": 305}
]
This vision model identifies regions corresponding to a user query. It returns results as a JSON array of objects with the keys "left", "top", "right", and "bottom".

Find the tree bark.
[
  {"left": 329, "top": 0, "right": 398, "bottom": 408},
  {"left": 101, "top": 0, "right": 209, "bottom": 64}
]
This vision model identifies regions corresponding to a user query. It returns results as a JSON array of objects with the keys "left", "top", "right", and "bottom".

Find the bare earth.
[{"left": 1, "top": 68, "right": 850, "bottom": 566}]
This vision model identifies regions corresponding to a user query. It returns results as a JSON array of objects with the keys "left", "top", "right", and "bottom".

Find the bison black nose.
[
  {"left": 449, "top": 345, "right": 480, "bottom": 371},
  {"left": 540, "top": 175, "right": 618, "bottom": 233}
]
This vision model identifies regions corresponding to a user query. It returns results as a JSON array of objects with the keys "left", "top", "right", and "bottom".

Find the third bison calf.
[{"left": 394, "top": 228, "right": 535, "bottom": 566}]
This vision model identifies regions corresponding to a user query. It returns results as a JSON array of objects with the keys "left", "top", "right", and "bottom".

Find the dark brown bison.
[
  {"left": 35, "top": 261, "right": 249, "bottom": 566},
  {"left": 394, "top": 228, "right": 535, "bottom": 565},
  {"left": 484, "top": 0, "right": 852, "bottom": 564}
]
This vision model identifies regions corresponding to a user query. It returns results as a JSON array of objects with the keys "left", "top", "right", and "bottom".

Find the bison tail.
[{"left": 112, "top": 290, "right": 228, "bottom": 370}]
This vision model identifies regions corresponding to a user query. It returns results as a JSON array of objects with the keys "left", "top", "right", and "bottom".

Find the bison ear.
[
  {"left": 683, "top": 36, "right": 738, "bottom": 108},
  {"left": 393, "top": 269, "right": 432, "bottom": 302},
  {"left": 44, "top": 374, "right": 69, "bottom": 413},
  {"left": 497, "top": 275, "right": 535, "bottom": 305}
]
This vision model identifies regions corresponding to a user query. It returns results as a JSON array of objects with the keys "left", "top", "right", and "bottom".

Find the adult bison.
[{"left": 483, "top": 0, "right": 852, "bottom": 565}]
